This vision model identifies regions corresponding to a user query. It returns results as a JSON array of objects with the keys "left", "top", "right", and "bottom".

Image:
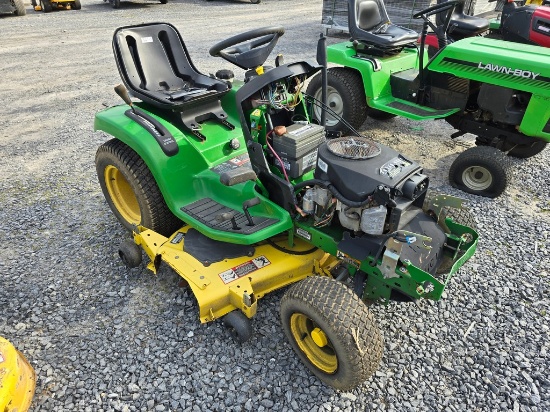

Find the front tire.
[
  {"left": 448, "top": 146, "right": 511, "bottom": 198},
  {"left": 95, "top": 139, "right": 182, "bottom": 236},
  {"left": 13, "top": 0, "right": 26, "bottom": 15},
  {"left": 306, "top": 68, "right": 368, "bottom": 134},
  {"left": 280, "top": 276, "right": 383, "bottom": 391},
  {"left": 41, "top": 0, "right": 52, "bottom": 12},
  {"left": 72, "top": 0, "right": 81, "bottom": 9}
]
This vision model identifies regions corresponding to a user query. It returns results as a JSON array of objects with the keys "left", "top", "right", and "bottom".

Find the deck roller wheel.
[
  {"left": 223, "top": 311, "right": 253, "bottom": 343},
  {"left": 118, "top": 239, "right": 142, "bottom": 268}
]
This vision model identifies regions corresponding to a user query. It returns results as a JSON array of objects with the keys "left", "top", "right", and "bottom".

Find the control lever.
[
  {"left": 242, "top": 197, "right": 260, "bottom": 226},
  {"left": 114, "top": 84, "right": 135, "bottom": 112},
  {"left": 216, "top": 212, "right": 239, "bottom": 230}
]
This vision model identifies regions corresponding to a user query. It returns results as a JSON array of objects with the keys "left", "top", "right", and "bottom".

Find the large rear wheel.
[
  {"left": 280, "top": 276, "right": 383, "bottom": 390},
  {"left": 95, "top": 139, "right": 182, "bottom": 236},
  {"left": 306, "top": 68, "right": 369, "bottom": 134},
  {"left": 448, "top": 146, "right": 511, "bottom": 198}
]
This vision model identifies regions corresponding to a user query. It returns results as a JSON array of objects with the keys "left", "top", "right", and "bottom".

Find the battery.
[{"left": 272, "top": 123, "right": 326, "bottom": 178}]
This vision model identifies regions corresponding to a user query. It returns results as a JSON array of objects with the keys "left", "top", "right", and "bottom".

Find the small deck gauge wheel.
[
  {"left": 250, "top": 0, "right": 261, "bottom": 3},
  {"left": 118, "top": 239, "right": 142, "bottom": 268},
  {"left": 223, "top": 311, "right": 253, "bottom": 343}
]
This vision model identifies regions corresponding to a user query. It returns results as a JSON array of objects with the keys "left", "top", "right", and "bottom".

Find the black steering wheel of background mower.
[
  {"left": 413, "top": 0, "right": 459, "bottom": 48},
  {"left": 412, "top": 0, "right": 459, "bottom": 20},
  {"left": 209, "top": 26, "right": 285, "bottom": 70}
]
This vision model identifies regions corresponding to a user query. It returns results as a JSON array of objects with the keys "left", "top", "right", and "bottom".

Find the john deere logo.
[{"left": 477, "top": 62, "right": 540, "bottom": 80}]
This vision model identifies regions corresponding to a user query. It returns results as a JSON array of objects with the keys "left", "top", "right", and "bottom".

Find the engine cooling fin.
[{"left": 326, "top": 136, "right": 381, "bottom": 160}]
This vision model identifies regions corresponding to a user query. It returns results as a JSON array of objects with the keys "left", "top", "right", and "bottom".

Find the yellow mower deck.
[
  {"left": 134, "top": 226, "right": 336, "bottom": 323},
  {"left": 0, "top": 337, "right": 36, "bottom": 412}
]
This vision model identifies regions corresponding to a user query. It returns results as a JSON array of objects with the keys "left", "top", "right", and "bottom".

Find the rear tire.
[
  {"left": 13, "top": 0, "right": 26, "bottom": 15},
  {"left": 448, "top": 146, "right": 511, "bottom": 198},
  {"left": 72, "top": 0, "right": 81, "bottom": 8},
  {"left": 280, "top": 276, "right": 383, "bottom": 391},
  {"left": 507, "top": 141, "right": 547, "bottom": 158},
  {"left": 306, "top": 68, "right": 368, "bottom": 134},
  {"left": 95, "top": 139, "right": 182, "bottom": 236}
]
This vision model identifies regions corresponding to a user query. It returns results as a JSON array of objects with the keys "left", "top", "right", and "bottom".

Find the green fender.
[{"left": 94, "top": 98, "right": 293, "bottom": 244}]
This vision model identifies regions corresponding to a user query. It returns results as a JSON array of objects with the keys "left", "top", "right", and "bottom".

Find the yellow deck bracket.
[{"left": 228, "top": 277, "right": 258, "bottom": 318}]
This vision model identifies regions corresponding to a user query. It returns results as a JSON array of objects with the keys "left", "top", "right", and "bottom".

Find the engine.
[{"left": 299, "top": 136, "right": 429, "bottom": 235}]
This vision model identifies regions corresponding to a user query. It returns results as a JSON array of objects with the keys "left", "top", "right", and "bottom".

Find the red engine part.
[{"left": 530, "top": 6, "right": 550, "bottom": 47}]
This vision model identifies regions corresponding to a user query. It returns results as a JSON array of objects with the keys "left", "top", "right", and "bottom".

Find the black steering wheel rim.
[
  {"left": 209, "top": 26, "right": 285, "bottom": 58},
  {"left": 413, "top": 0, "right": 459, "bottom": 20}
]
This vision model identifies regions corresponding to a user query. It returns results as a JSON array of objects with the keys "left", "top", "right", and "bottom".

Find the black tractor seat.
[
  {"left": 113, "top": 22, "right": 230, "bottom": 111},
  {"left": 348, "top": 0, "right": 419, "bottom": 55},
  {"left": 436, "top": 0, "right": 489, "bottom": 37}
]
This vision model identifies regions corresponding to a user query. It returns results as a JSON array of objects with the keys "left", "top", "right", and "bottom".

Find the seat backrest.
[
  {"left": 436, "top": 0, "right": 466, "bottom": 26},
  {"left": 357, "top": 0, "right": 383, "bottom": 31},
  {"left": 114, "top": 23, "right": 198, "bottom": 93},
  {"left": 113, "top": 23, "right": 228, "bottom": 110}
]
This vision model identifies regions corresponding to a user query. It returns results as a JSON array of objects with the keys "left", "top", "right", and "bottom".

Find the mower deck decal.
[{"left": 218, "top": 256, "right": 271, "bottom": 284}]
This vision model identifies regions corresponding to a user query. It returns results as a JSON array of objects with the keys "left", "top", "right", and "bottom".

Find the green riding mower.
[
  {"left": 307, "top": 0, "right": 550, "bottom": 198},
  {"left": 94, "top": 22, "right": 478, "bottom": 390}
]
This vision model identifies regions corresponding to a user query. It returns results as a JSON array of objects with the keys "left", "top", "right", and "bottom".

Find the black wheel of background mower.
[
  {"left": 41, "top": 0, "right": 52, "bottom": 12},
  {"left": 507, "top": 141, "right": 547, "bottom": 159},
  {"left": 72, "top": 0, "right": 81, "bottom": 9},
  {"left": 476, "top": 136, "right": 547, "bottom": 159},
  {"left": 112, "top": 0, "right": 120, "bottom": 8},
  {"left": 95, "top": 139, "right": 182, "bottom": 237},
  {"left": 280, "top": 276, "right": 383, "bottom": 391},
  {"left": 306, "top": 68, "right": 368, "bottom": 134},
  {"left": 448, "top": 146, "right": 511, "bottom": 198},
  {"left": 13, "top": 0, "right": 26, "bottom": 15},
  {"left": 118, "top": 239, "right": 142, "bottom": 268},
  {"left": 223, "top": 311, "right": 253, "bottom": 343}
]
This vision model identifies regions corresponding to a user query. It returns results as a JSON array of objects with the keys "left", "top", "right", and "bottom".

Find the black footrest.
[{"left": 181, "top": 198, "right": 277, "bottom": 234}]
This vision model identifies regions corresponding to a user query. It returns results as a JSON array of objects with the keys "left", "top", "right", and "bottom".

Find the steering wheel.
[
  {"left": 209, "top": 26, "right": 285, "bottom": 70},
  {"left": 413, "top": 1, "right": 459, "bottom": 49},
  {"left": 412, "top": 0, "right": 459, "bottom": 20}
]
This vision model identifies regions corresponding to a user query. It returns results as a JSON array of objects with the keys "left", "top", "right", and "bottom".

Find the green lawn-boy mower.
[
  {"left": 307, "top": 0, "right": 550, "bottom": 198},
  {"left": 94, "top": 22, "right": 478, "bottom": 390}
]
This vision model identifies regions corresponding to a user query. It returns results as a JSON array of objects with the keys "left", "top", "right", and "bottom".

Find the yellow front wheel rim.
[
  {"left": 104, "top": 165, "right": 141, "bottom": 224},
  {"left": 289, "top": 313, "right": 337, "bottom": 374}
]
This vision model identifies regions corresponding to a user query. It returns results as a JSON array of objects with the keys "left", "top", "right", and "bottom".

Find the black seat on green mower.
[
  {"left": 436, "top": 0, "right": 489, "bottom": 37},
  {"left": 348, "top": 0, "right": 419, "bottom": 53},
  {"left": 113, "top": 23, "right": 229, "bottom": 110}
]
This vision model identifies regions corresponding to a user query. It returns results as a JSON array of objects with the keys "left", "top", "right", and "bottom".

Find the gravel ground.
[{"left": 1, "top": 1, "right": 549, "bottom": 411}]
